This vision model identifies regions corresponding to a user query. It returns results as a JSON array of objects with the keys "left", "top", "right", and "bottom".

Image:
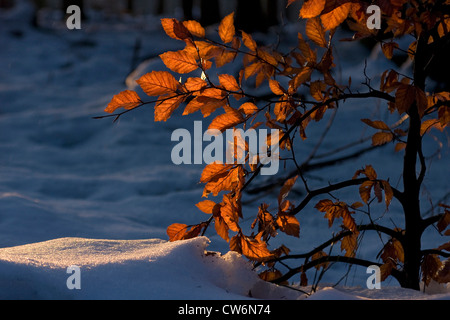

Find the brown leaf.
[
  {"left": 341, "top": 232, "right": 358, "bottom": 257},
  {"left": 160, "top": 50, "right": 198, "bottom": 74},
  {"left": 154, "top": 94, "right": 184, "bottom": 122},
  {"left": 208, "top": 107, "right": 244, "bottom": 133},
  {"left": 361, "top": 118, "right": 391, "bottom": 131},
  {"left": 306, "top": 17, "right": 327, "bottom": 47},
  {"left": 166, "top": 223, "right": 188, "bottom": 241},
  {"left": 278, "top": 175, "right": 298, "bottom": 206},
  {"left": 219, "top": 193, "right": 241, "bottom": 232},
  {"left": 395, "top": 84, "right": 416, "bottom": 114},
  {"left": 359, "top": 180, "right": 374, "bottom": 204},
  {"left": 161, "top": 18, "right": 185, "bottom": 40},
  {"left": 241, "top": 31, "right": 257, "bottom": 51},
  {"left": 382, "top": 42, "right": 399, "bottom": 59},
  {"left": 183, "top": 20, "right": 205, "bottom": 38},
  {"left": 372, "top": 132, "right": 394, "bottom": 146},
  {"left": 299, "top": 0, "right": 326, "bottom": 18},
  {"left": 105, "top": 90, "right": 142, "bottom": 113},
  {"left": 219, "top": 12, "right": 235, "bottom": 44},
  {"left": 136, "top": 71, "right": 180, "bottom": 96},
  {"left": 200, "top": 162, "right": 242, "bottom": 197},
  {"left": 239, "top": 102, "right": 259, "bottom": 115},
  {"left": 422, "top": 254, "right": 442, "bottom": 286},
  {"left": 240, "top": 236, "right": 274, "bottom": 262},
  {"left": 195, "top": 200, "right": 218, "bottom": 214},
  {"left": 276, "top": 213, "right": 300, "bottom": 237},
  {"left": 218, "top": 74, "right": 240, "bottom": 92},
  {"left": 320, "top": 2, "right": 353, "bottom": 31},
  {"left": 184, "top": 77, "right": 207, "bottom": 92}
]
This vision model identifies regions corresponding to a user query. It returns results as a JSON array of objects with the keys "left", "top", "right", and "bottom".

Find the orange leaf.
[
  {"left": 154, "top": 94, "right": 184, "bottom": 122},
  {"left": 372, "top": 132, "right": 394, "bottom": 146},
  {"left": 240, "top": 236, "right": 274, "bottom": 262},
  {"left": 136, "top": 71, "right": 180, "bottom": 96},
  {"left": 218, "top": 74, "right": 240, "bottom": 92},
  {"left": 208, "top": 107, "right": 244, "bottom": 133},
  {"left": 382, "top": 42, "right": 399, "bottom": 59},
  {"left": 160, "top": 18, "right": 184, "bottom": 40},
  {"left": 200, "top": 162, "right": 241, "bottom": 197},
  {"left": 105, "top": 90, "right": 142, "bottom": 113},
  {"left": 320, "top": 2, "right": 353, "bottom": 31},
  {"left": 184, "top": 77, "right": 207, "bottom": 92},
  {"left": 310, "top": 80, "right": 327, "bottom": 101},
  {"left": 353, "top": 164, "right": 377, "bottom": 180},
  {"left": 166, "top": 223, "right": 188, "bottom": 241},
  {"left": 214, "top": 214, "right": 230, "bottom": 242},
  {"left": 196, "top": 200, "right": 218, "bottom": 214},
  {"left": 219, "top": 12, "right": 235, "bottom": 44},
  {"left": 381, "top": 180, "right": 394, "bottom": 208},
  {"left": 299, "top": 0, "right": 326, "bottom": 18},
  {"left": 278, "top": 175, "right": 298, "bottom": 206},
  {"left": 241, "top": 31, "right": 257, "bottom": 51},
  {"left": 220, "top": 193, "right": 241, "bottom": 232},
  {"left": 306, "top": 17, "right": 327, "bottom": 47},
  {"left": 239, "top": 102, "right": 259, "bottom": 115},
  {"left": 183, "top": 20, "right": 205, "bottom": 38},
  {"left": 361, "top": 118, "right": 391, "bottom": 130},
  {"left": 269, "top": 79, "right": 285, "bottom": 96},
  {"left": 277, "top": 213, "right": 300, "bottom": 237},
  {"left": 160, "top": 50, "right": 198, "bottom": 74},
  {"left": 359, "top": 180, "right": 374, "bottom": 203},
  {"left": 341, "top": 233, "right": 358, "bottom": 257}
]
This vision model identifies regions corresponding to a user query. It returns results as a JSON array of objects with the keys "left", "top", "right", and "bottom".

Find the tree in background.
[{"left": 101, "top": 0, "right": 450, "bottom": 291}]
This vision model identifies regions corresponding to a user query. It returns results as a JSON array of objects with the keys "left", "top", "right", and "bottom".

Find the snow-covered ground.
[{"left": 0, "top": 1, "right": 448, "bottom": 300}]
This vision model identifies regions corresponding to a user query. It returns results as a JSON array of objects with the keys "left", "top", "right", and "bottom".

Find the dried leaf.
[
  {"left": 239, "top": 102, "right": 259, "bottom": 115},
  {"left": 278, "top": 175, "right": 298, "bottom": 206},
  {"left": 306, "top": 17, "right": 327, "bottom": 47},
  {"left": 372, "top": 132, "right": 394, "bottom": 146},
  {"left": 154, "top": 94, "right": 184, "bottom": 122},
  {"left": 183, "top": 20, "right": 205, "bottom": 38},
  {"left": 382, "top": 42, "right": 399, "bottom": 59},
  {"left": 341, "top": 232, "right": 358, "bottom": 257},
  {"left": 136, "top": 71, "right": 180, "bottom": 96},
  {"left": 219, "top": 12, "right": 235, "bottom": 44},
  {"left": 395, "top": 84, "right": 416, "bottom": 114},
  {"left": 276, "top": 213, "right": 300, "bottom": 237},
  {"left": 195, "top": 200, "right": 218, "bottom": 214},
  {"left": 208, "top": 107, "right": 244, "bottom": 133},
  {"left": 218, "top": 74, "right": 240, "bottom": 92},
  {"left": 105, "top": 90, "right": 142, "bottom": 113},
  {"left": 241, "top": 31, "right": 257, "bottom": 51},
  {"left": 299, "top": 0, "right": 326, "bottom": 18},
  {"left": 160, "top": 50, "right": 198, "bottom": 74},
  {"left": 320, "top": 2, "right": 353, "bottom": 31},
  {"left": 361, "top": 118, "right": 390, "bottom": 130},
  {"left": 240, "top": 236, "right": 274, "bottom": 262}
]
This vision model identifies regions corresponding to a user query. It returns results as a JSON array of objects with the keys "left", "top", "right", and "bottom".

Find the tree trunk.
[{"left": 400, "top": 31, "right": 429, "bottom": 291}]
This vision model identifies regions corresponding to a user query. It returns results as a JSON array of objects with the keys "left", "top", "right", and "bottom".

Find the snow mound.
[{"left": 0, "top": 236, "right": 301, "bottom": 300}]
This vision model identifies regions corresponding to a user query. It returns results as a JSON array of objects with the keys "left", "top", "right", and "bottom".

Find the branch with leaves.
[{"left": 99, "top": 0, "right": 450, "bottom": 290}]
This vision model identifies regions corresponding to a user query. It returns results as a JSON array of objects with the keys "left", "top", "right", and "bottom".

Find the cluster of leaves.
[{"left": 103, "top": 0, "right": 450, "bottom": 288}]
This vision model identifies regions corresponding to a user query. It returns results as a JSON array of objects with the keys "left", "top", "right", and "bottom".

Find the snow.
[{"left": 0, "top": 1, "right": 449, "bottom": 300}]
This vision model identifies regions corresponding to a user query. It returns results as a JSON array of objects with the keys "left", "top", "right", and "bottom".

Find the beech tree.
[{"left": 99, "top": 0, "right": 450, "bottom": 291}]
